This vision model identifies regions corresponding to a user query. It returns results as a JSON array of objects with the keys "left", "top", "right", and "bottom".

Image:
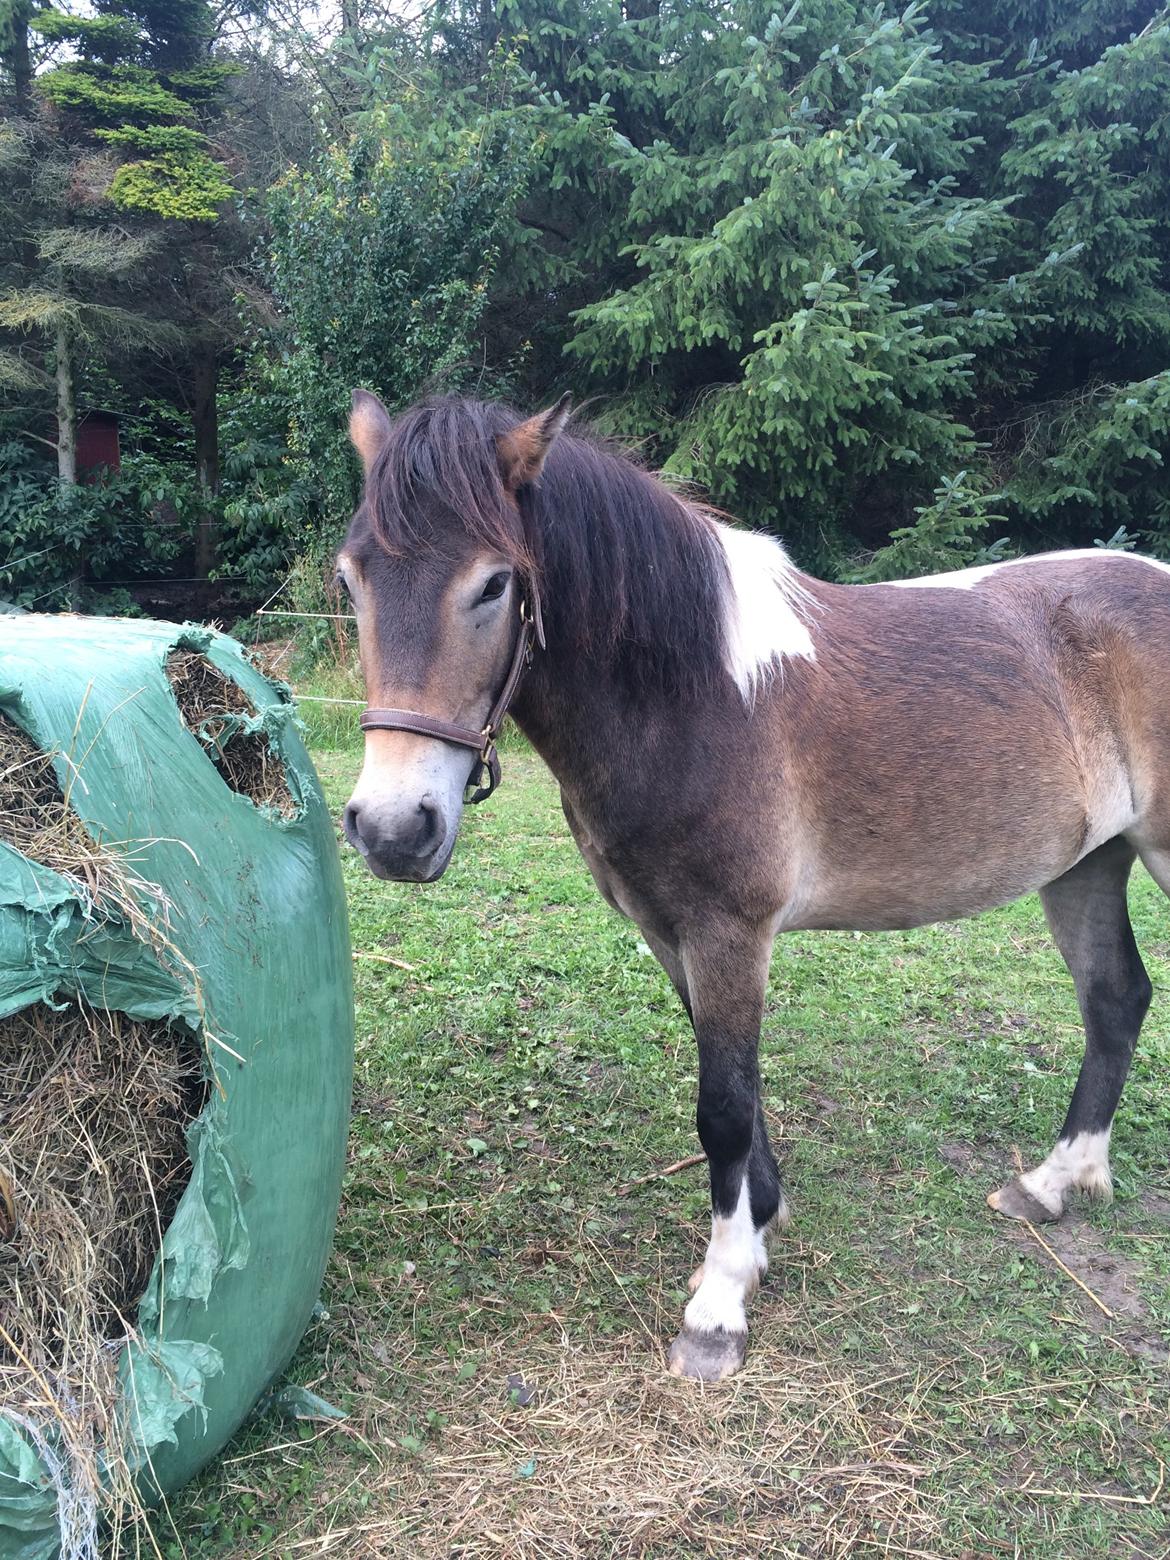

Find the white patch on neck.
[
  {"left": 714, "top": 522, "right": 816, "bottom": 699},
  {"left": 887, "top": 548, "right": 1170, "bottom": 591},
  {"left": 1019, "top": 1128, "right": 1113, "bottom": 1217}
]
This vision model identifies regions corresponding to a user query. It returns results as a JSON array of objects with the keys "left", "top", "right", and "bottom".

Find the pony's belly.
[
  {"left": 783, "top": 729, "right": 1138, "bottom": 934},
  {"left": 783, "top": 823, "right": 1095, "bottom": 933},
  {"left": 789, "top": 886, "right": 1044, "bottom": 934}
]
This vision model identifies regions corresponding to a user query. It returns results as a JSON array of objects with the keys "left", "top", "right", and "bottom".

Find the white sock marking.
[
  {"left": 1020, "top": 1128, "right": 1113, "bottom": 1216},
  {"left": 887, "top": 549, "right": 1170, "bottom": 592},
  {"left": 714, "top": 522, "right": 816, "bottom": 700},
  {"left": 684, "top": 1179, "right": 768, "bottom": 1336}
]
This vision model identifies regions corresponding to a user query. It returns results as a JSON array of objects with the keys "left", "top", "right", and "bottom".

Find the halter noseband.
[{"left": 359, "top": 587, "right": 545, "bottom": 805}]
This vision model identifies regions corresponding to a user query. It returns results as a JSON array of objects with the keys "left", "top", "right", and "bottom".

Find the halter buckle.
[{"left": 465, "top": 735, "right": 501, "bottom": 804}]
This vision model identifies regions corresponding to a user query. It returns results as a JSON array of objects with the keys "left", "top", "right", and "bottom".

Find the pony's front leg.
[{"left": 667, "top": 917, "right": 782, "bottom": 1382}]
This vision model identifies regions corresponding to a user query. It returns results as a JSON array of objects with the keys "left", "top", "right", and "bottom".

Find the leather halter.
[{"left": 359, "top": 587, "right": 544, "bottom": 804}]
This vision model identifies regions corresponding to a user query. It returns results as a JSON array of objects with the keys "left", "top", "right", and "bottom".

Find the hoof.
[
  {"left": 988, "top": 1179, "right": 1060, "bottom": 1224},
  {"left": 667, "top": 1327, "right": 747, "bottom": 1382}
]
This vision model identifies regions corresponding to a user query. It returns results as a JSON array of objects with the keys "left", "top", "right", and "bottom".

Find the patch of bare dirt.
[
  {"left": 940, "top": 1140, "right": 1168, "bottom": 1364},
  {"left": 804, "top": 1086, "right": 841, "bottom": 1119},
  {"left": 1019, "top": 1213, "right": 1166, "bottom": 1361},
  {"left": 937, "top": 1139, "right": 1001, "bottom": 1178}
]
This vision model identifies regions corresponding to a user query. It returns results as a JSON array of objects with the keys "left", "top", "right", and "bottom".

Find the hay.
[
  {"left": 0, "top": 711, "right": 208, "bottom": 1552},
  {"left": 0, "top": 1002, "right": 204, "bottom": 1556},
  {"left": 405, "top": 1334, "right": 946, "bottom": 1559},
  {"left": 249, "top": 1325, "right": 949, "bottom": 1559},
  {"left": 167, "top": 650, "right": 295, "bottom": 817},
  {"left": 0, "top": 999, "right": 204, "bottom": 1381},
  {"left": 0, "top": 711, "right": 106, "bottom": 889}
]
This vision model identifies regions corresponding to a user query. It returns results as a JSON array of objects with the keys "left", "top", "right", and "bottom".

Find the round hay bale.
[{"left": 0, "top": 617, "right": 354, "bottom": 1560}]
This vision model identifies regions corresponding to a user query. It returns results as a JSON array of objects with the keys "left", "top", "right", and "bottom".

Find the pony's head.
[{"left": 337, "top": 390, "right": 569, "bottom": 881}]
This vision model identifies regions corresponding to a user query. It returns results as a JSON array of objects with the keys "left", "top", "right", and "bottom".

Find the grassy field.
[{"left": 153, "top": 717, "right": 1169, "bottom": 1560}]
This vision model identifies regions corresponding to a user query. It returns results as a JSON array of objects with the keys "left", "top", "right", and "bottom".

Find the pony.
[{"left": 337, "top": 389, "right": 1170, "bottom": 1381}]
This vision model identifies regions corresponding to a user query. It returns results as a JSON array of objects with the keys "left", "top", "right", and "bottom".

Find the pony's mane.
[{"left": 365, "top": 396, "right": 731, "bottom": 701}]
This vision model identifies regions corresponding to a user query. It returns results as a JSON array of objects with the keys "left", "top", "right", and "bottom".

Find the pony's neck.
[
  {"left": 510, "top": 447, "right": 817, "bottom": 813},
  {"left": 510, "top": 643, "right": 679, "bottom": 823},
  {"left": 516, "top": 436, "right": 816, "bottom": 724},
  {"left": 519, "top": 435, "right": 734, "bottom": 707}
]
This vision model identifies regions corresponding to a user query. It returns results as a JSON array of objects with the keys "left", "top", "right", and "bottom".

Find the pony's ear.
[
  {"left": 349, "top": 389, "right": 391, "bottom": 476},
  {"left": 497, "top": 394, "right": 572, "bottom": 493}
]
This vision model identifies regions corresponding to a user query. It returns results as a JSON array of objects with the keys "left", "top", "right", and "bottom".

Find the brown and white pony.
[{"left": 338, "top": 390, "right": 1169, "bottom": 1381}]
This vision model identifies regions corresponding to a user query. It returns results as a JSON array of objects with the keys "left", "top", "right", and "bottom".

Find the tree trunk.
[
  {"left": 5, "top": 2, "right": 34, "bottom": 109},
  {"left": 192, "top": 349, "right": 220, "bottom": 588},
  {"left": 55, "top": 322, "right": 76, "bottom": 487},
  {"left": 54, "top": 320, "right": 82, "bottom": 606},
  {"left": 478, "top": 0, "right": 498, "bottom": 70}
]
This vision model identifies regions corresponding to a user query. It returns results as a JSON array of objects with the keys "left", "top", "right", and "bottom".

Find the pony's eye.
[
  {"left": 333, "top": 571, "right": 351, "bottom": 600},
  {"left": 479, "top": 571, "right": 510, "bottom": 603}
]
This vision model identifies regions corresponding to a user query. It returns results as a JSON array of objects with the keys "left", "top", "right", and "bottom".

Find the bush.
[{"left": 0, "top": 441, "right": 203, "bottom": 609}]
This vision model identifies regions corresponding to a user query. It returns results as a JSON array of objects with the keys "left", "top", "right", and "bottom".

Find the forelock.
[{"left": 365, "top": 397, "right": 534, "bottom": 572}]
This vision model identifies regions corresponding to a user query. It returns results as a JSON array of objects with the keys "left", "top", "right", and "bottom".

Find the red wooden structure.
[{"left": 77, "top": 411, "right": 121, "bottom": 481}]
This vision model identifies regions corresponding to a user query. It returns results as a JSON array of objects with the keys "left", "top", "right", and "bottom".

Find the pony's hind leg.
[
  {"left": 666, "top": 915, "right": 782, "bottom": 1382},
  {"left": 989, "top": 836, "right": 1151, "bottom": 1223}
]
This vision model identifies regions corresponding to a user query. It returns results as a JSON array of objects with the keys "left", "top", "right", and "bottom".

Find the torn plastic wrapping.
[{"left": 0, "top": 617, "right": 354, "bottom": 1560}]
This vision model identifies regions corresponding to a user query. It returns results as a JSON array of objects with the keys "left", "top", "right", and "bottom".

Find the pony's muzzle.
[
  {"left": 343, "top": 793, "right": 450, "bottom": 882},
  {"left": 344, "top": 728, "right": 471, "bottom": 882}
]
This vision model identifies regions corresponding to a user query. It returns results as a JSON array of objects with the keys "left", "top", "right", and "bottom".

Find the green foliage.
[
  {"left": 259, "top": 96, "right": 534, "bottom": 530},
  {"left": 94, "top": 121, "right": 206, "bottom": 153},
  {"left": 38, "top": 60, "right": 194, "bottom": 121},
  {"left": 110, "top": 0, "right": 216, "bottom": 70},
  {"left": 1005, "top": 372, "right": 1170, "bottom": 543},
  {"left": 0, "top": 440, "right": 201, "bottom": 609},
  {"left": 165, "top": 61, "right": 242, "bottom": 99},
  {"left": 1, "top": 0, "right": 250, "bottom": 604},
  {"left": 30, "top": 10, "right": 144, "bottom": 62},
  {"left": 109, "top": 147, "right": 233, "bottom": 219},
  {"left": 31, "top": 1, "right": 237, "bottom": 223},
  {"left": 1001, "top": 19, "right": 1170, "bottom": 353},
  {"left": 216, "top": 381, "right": 319, "bottom": 593},
  {"left": 11, "top": 0, "right": 1170, "bottom": 613},
  {"left": 443, "top": 0, "right": 1167, "bottom": 577},
  {"left": 853, "top": 471, "right": 1007, "bottom": 580},
  {"left": 552, "top": 3, "right": 1033, "bottom": 565}
]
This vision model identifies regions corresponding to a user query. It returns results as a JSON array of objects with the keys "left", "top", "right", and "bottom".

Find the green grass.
[{"left": 152, "top": 734, "right": 1170, "bottom": 1560}]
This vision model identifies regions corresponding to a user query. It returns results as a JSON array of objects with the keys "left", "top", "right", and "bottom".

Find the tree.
[
  {"left": 254, "top": 83, "right": 534, "bottom": 533},
  {"left": 10, "top": 0, "right": 1170, "bottom": 613},
  {"left": 0, "top": 115, "right": 173, "bottom": 483},
  {"left": 1, "top": 0, "right": 260, "bottom": 591},
  {"left": 31, "top": 1, "right": 235, "bottom": 221},
  {"left": 547, "top": 2, "right": 1030, "bottom": 568}
]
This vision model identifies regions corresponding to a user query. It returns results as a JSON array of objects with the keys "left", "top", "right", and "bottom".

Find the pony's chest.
[{"left": 560, "top": 792, "right": 635, "bottom": 915}]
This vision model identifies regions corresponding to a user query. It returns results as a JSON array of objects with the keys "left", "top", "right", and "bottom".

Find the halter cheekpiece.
[{"left": 359, "top": 586, "right": 544, "bottom": 804}]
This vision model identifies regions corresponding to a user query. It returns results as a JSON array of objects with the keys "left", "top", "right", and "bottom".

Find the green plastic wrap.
[{"left": 0, "top": 616, "right": 354, "bottom": 1560}]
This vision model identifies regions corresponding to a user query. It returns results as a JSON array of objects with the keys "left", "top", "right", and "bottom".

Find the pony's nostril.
[
  {"left": 343, "top": 802, "right": 366, "bottom": 854},
  {"left": 416, "top": 798, "right": 442, "bottom": 852}
]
